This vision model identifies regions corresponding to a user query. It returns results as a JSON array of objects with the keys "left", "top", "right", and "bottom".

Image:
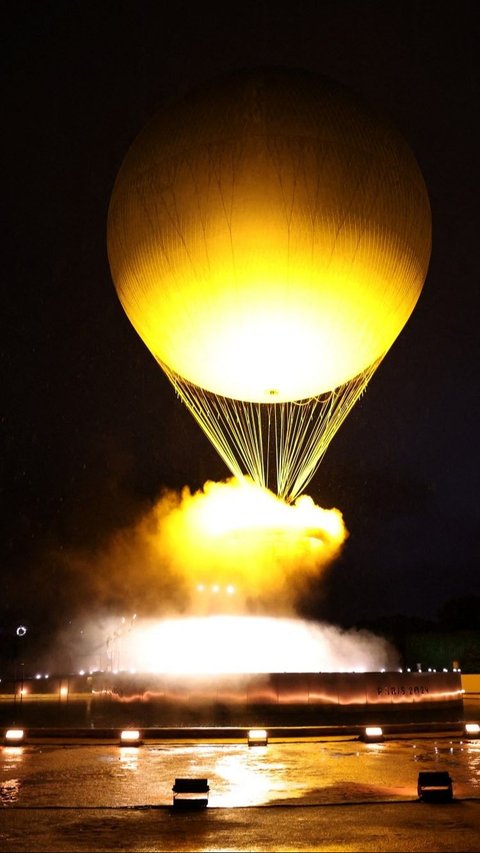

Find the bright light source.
[
  {"left": 59, "top": 686, "right": 68, "bottom": 699},
  {"left": 5, "top": 729, "right": 25, "bottom": 743},
  {"left": 120, "top": 729, "right": 142, "bottom": 745},
  {"left": 248, "top": 728, "right": 268, "bottom": 746},
  {"left": 226, "top": 585, "right": 235, "bottom": 595},
  {"left": 464, "top": 723, "right": 480, "bottom": 737},
  {"left": 362, "top": 726, "right": 384, "bottom": 743}
]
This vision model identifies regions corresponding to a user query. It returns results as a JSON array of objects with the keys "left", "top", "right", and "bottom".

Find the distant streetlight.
[
  {"left": 13, "top": 626, "right": 27, "bottom": 721},
  {"left": 19, "top": 662, "right": 25, "bottom": 706}
]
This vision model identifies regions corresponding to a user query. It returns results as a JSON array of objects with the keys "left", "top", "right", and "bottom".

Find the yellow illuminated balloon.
[
  {"left": 108, "top": 68, "right": 430, "bottom": 403},
  {"left": 107, "top": 69, "right": 431, "bottom": 499}
]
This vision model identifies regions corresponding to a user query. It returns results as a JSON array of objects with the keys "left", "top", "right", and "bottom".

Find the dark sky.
[{"left": 2, "top": 0, "right": 479, "bottom": 645}]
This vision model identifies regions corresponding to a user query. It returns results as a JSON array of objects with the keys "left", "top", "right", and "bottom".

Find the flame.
[
  {"left": 187, "top": 478, "right": 344, "bottom": 539},
  {"left": 149, "top": 477, "right": 347, "bottom": 607}
]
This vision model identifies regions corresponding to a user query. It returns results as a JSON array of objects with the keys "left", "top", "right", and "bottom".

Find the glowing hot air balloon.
[{"left": 107, "top": 68, "right": 431, "bottom": 500}]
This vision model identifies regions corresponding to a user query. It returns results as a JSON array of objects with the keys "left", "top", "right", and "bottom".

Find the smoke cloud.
[
  {"left": 39, "top": 478, "right": 399, "bottom": 674},
  {"left": 63, "top": 476, "right": 346, "bottom": 616}
]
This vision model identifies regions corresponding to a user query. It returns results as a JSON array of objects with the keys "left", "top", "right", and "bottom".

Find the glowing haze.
[
  {"left": 158, "top": 476, "right": 346, "bottom": 603},
  {"left": 88, "top": 476, "right": 347, "bottom": 612},
  {"left": 101, "top": 614, "right": 398, "bottom": 674},
  {"left": 59, "top": 478, "right": 399, "bottom": 674}
]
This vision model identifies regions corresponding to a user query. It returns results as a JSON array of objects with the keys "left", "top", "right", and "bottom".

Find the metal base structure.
[{"left": 0, "top": 671, "right": 464, "bottom": 730}]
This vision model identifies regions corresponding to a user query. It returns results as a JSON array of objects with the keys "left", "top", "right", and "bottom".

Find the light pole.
[
  {"left": 13, "top": 626, "right": 27, "bottom": 723},
  {"left": 19, "top": 662, "right": 24, "bottom": 708}
]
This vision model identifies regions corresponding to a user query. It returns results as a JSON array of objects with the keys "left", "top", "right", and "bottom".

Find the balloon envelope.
[{"left": 107, "top": 68, "right": 431, "bottom": 404}]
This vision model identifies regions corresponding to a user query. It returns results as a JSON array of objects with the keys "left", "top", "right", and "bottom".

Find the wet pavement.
[{"left": 1, "top": 733, "right": 480, "bottom": 850}]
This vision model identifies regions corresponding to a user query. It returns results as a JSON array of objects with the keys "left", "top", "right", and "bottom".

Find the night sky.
[{"left": 2, "top": 1, "right": 479, "bottom": 652}]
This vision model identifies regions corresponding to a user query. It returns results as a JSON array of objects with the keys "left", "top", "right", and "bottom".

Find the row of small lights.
[
  {"left": 4, "top": 723, "right": 479, "bottom": 747},
  {"left": 358, "top": 722, "right": 480, "bottom": 742},
  {"left": 22, "top": 669, "right": 140, "bottom": 681},
  {"left": 2, "top": 727, "right": 269, "bottom": 746},
  {"left": 196, "top": 584, "right": 236, "bottom": 594},
  {"left": 380, "top": 668, "right": 462, "bottom": 673},
  {"left": 4, "top": 666, "right": 464, "bottom": 685}
]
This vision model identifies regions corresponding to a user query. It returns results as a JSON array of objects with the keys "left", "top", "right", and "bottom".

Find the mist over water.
[{"left": 61, "top": 613, "right": 399, "bottom": 674}]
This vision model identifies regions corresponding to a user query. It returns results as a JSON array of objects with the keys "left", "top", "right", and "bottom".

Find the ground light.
[
  {"left": 361, "top": 726, "right": 384, "bottom": 743},
  {"left": 247, "top": 728, "right": 269, "bottom": 746},
  {"left": 4, "top": 728, "right": 25, "bottom": 744},
  {"left": 119, "top": 729, "right": 143, "bottom": 745},
  {"left": 172, "top": 778, "right": 210, "bottom": 809},
  {"left": 464, "top": 722, "right": 480, "bottom": 738},
  {"left": 417, "top": 771, "right": 454, "bottom": 802}
]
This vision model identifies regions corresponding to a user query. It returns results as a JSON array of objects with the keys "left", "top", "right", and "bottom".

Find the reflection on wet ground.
[{"left": 1, "top": 735, "right": 479, "bottom": 810}]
